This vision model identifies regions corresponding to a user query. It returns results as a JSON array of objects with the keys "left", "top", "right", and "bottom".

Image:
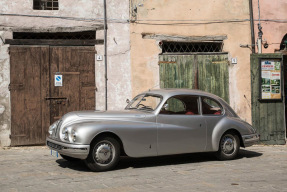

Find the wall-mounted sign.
[
  {"left": 55, "top": 75, "right": 63, "bottom": 87},
  {"left": 96, "top": 55, "right": 103, "bottom": 61},
  {"left": 260, "top": 59, "right": 282, "bottom": 100},
  {"left": 231, "top": 57, "right": 237, "bottom": 64}
]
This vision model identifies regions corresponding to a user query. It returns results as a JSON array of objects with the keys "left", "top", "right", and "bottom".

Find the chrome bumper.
[
  {"left": 46, "top": 137, "right": 90, "bottom": 159},
  {"left": 242, "top": 133, "right": 260, "bottom": 147}
]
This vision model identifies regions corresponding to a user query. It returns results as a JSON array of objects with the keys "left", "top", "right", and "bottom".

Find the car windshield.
[{"left": 125, "top": 94, "right": 162, "bottom": 112}]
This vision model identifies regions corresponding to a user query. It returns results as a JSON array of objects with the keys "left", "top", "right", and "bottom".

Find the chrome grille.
[
  {"left": 53, "top": 120, "right": 62, "bottom": 138},
  {"left": 47, "top": 141, "right": 62, "bottom": 150}
]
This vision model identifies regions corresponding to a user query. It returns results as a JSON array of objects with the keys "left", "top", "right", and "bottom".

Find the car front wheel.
[
  {"left": 216, "top": 132, "right": 240, "bottom": 160},
  {"left": 85, "top": 137, "right": 120, "bottom": 172}
]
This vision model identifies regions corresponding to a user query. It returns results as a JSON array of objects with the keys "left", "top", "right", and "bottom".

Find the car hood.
[
  {"left": 59, "top": 110, "right": 152, "bottom": 128},
  {"left": 75, "top": 110, "right": 149, "bottom": 118}
]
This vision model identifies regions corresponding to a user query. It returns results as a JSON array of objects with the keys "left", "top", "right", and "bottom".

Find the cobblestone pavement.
[{"left": 0, "top": 145, "right": 287, "bottom": 192}]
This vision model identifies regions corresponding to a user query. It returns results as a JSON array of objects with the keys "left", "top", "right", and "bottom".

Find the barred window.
[
  {"left": 33, "top": 0, "right": 59, "bottom": 10},
  {"left": 161, "top": 41, "right": 223, "bottom": 53}
]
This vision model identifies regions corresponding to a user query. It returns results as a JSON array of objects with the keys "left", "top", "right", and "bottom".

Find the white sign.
[
  {"left": 96, "top": 55, "right": 103, "bottom": 61},
  {"left": 55, "top": 75, "right": 62, "bottom": 87},
  {"left": 231, "top": 57, "right": 237, "bottom": 64},
  {"left": 261, "top": 60, "right": 275, "bottom": 70}
]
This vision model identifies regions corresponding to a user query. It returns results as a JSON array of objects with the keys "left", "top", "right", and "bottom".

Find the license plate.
[{"left": 51, "top": 149, "right": 59, "bottom": 158}]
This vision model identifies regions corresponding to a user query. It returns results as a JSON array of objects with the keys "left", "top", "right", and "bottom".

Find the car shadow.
[
  {"left": 116, "top": 149, "right": 262, "bottom": 170},
  {"left": 56, "top": 159, "right": 91, "bottom": 172},
  {"left": 55, "top": 149, "right": 262, "bottom": 172}
]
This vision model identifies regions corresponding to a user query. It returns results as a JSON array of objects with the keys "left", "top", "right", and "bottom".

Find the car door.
[
  {"left": 200, "top": 96, "right": 226, "bottom": 151},
  {"left": 157, "top": 95, "right": 207, "bottom": 155}
]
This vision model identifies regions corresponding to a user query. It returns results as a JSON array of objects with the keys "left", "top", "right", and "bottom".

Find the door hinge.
[{"left": 8, "top": 83, "right": 24, "bottom": 91}]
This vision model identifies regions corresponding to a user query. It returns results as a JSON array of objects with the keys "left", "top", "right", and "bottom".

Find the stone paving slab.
[{"left": 0, "top": 145, "right": 287, "bottom": 192}]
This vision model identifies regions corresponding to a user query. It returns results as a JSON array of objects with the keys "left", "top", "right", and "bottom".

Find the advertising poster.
[{"left": 260, "top": 59, "right": 281, "bottom": 100}]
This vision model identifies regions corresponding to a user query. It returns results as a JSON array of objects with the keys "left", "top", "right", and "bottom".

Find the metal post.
[{"left": 103, "top": 0, "right": 108, "bottom": 110}]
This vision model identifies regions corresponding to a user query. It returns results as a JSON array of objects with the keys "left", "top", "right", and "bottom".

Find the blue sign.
[
  {"left": 56, "top": 76, "right": 61, "bottom": 82},
  {"left": 55, "top": 75, "right": 63, "bottom": 86}
]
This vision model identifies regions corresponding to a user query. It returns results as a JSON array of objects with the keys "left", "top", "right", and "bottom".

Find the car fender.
[
  {"left": 64, "top": 119, "right": 158, "bottom": 157},
  {"left": 211, "top": 117, "right": 254, "bottom": 151}
]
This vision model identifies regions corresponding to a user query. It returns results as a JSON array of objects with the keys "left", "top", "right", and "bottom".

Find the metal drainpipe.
[
  {"left": 249, "top": 0, "right": 255, "bottom": 53},
  {"left": 103, "top": 0, "right": 108, "bottom": 110},
  {"left": 257, "top": 0, "right": 263, "bottom": 53}
]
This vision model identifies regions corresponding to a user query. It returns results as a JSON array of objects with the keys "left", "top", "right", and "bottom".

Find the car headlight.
[
  {"left": 61, "top": 128, "right": 77, "bottom": 142},
  {"left": 72, "top": 129, "right": 77, "bottom": 142},
  {"left": 62, "top": 127, "right": 69, "bottom": 140},
  {"left": 48, "top": 120, "right": 59, "bottom": 135}
]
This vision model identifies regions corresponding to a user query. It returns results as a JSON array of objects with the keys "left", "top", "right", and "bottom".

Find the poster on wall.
[{"left": 260, "top": 59, "right": 282, "bottom": 100}]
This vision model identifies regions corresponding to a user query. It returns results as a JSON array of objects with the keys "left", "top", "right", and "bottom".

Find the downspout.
[
  {"left": 257, "top": 0, "right": 263, "bottom": 53},
  {"left": 103, "top": 0, "right": 108, "bottom": 110},
  {"left": 249, "top": 0, "right": 255, "bottom": 53}
]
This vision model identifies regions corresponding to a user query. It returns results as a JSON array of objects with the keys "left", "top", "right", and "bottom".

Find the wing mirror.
[
  {"left": 163, "top": 103, "right": 169, "bottom": 110},
  {"left": 126, "top": 99, "right": 130, "bottom": 104}
]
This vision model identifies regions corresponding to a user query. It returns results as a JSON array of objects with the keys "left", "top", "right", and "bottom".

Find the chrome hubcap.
[
  {"left": 221, "top": 135, "right": 236, "bottom": 155},
  {"left": 94, "top": 141, "right": 114, "bottom": 165}
]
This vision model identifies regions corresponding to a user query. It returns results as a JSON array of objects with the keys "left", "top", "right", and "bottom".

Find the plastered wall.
[
  {"left": 253, "top": 0, "right": 287, "bottom": 53},
  {"left": 0, "top": 0, "right": 131, "bottom": 146},
  {"left": 0, "top": 32, "right": 10, "bottom": 146},
  {"left": 130, "top": 0, "right": 253, "bottom": 123}
]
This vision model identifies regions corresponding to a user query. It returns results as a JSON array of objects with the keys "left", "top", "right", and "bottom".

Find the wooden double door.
[
  {"left": 10, "top": 46, "right": 96, "bottom": 146},
  {"left": 159, "top": 54, "right": 229, "bottom": 103}
]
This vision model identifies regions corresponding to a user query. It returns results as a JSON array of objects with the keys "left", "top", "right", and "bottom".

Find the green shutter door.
[{"left": 159, "top": 54, "right": 229, "bottom": 103}]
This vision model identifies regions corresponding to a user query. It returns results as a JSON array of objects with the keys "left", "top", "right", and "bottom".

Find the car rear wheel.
[
  {"left": 216, "top": 133, "right": 240, "bottom": 160},
  {"left": 85, "top": 137, "right": 120, "bottom": 172}
]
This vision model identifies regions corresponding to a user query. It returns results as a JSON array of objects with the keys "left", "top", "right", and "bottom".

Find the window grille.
[
  {"left": 161, "top": 41, "right": 223, "bottom": 53},
  {"left": 13, "top": 31, "right": 96, "bottom": 40},
  {"left": 33, "top": 0, "right": 59, "bottom": 10}
]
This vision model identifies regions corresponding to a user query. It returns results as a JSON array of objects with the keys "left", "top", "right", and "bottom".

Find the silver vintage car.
[{"left": 47, "top": 89, "right": 259, "bottom": 171}]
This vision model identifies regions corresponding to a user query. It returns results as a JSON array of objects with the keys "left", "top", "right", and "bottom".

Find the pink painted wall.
[{"left": 253, "top": 0, "right": 287, "bottom": 53}]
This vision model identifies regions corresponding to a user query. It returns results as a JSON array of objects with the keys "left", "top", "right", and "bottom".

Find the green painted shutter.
[{"left": 159, "top": 54, "right": 229, "bottom": 103}]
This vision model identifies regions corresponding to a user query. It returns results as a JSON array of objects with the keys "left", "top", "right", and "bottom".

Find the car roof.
[
  {"left": 142, "top": 88, "right": 221, "bottom": 99},
  {"left": 143, "top": 88, "right": 238, "bottom": 117}
]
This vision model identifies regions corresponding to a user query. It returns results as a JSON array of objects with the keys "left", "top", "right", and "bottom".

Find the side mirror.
[
  {"left": 126, "top": 99, "right": 130, "bottom": 104},
  {"left": 163, "top": 103, "right": 169, "bottom": 110}
]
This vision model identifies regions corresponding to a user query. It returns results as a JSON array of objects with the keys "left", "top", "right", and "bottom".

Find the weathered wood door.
[
  {"left": 159, "top": 54, "right": 229, "bottom": 103},
  {"left": 10, "top": 46, "right": 49, "bottom": 146},
  {"left": 10, "top": 46, "right": 96, "bottom": 146},
  {"left": 250, "top": 54, "right": 286, "bottom": 145},
  {"left": 48, "top": 47, "right": 96, "bottom": 122}
]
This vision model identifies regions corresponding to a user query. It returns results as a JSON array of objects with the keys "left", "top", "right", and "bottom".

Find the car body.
[{"left": 46, "top": 89, "right": 259, "bottom": 171}]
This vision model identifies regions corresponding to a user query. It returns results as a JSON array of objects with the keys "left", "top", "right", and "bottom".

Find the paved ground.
[{"left": 0, "top": 145, "right": 287, "bottom": 192}]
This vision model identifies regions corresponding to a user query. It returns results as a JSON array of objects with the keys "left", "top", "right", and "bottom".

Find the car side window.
[
  {"left": 160, "top": 95, "right": 199, "bottom": 115},
  {"left": 201, "top": 97, "right": 223, "bottom": 115}
]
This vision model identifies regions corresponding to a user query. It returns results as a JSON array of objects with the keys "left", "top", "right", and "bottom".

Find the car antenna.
[{"left": 147, "top": 84, "right": 159, "bottom": 92}]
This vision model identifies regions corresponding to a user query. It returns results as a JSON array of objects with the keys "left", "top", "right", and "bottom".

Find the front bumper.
[
  {"left": 46, "top": 137, "right": 90, "bottom": 159},
  {"left": 242, "top": 133, "right": 260, "bottom": 147}
]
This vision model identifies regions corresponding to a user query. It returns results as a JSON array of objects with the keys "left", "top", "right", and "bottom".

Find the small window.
[
  {"left": 160, "top": 95, "right": 199, "bottom": 115},
  {"left": 161, "top": 41, "right": 223, "bottom": 53},
  {"left": 202, "top": 97, "right": 223, "bottom": 115},
  {"left": 33, "top": 0, "right": 59, "bottom": 10}
]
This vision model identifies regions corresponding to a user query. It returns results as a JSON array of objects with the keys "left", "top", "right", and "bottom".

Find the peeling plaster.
[
  {"left": 130, "top": 0, "right": 252, "bottom": 123},
  {"left": 0, "top": 0, "right": 131, "bottom": 146},
  {"left": 0, "top": 34, "right": 10, "bottom": 147}
]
